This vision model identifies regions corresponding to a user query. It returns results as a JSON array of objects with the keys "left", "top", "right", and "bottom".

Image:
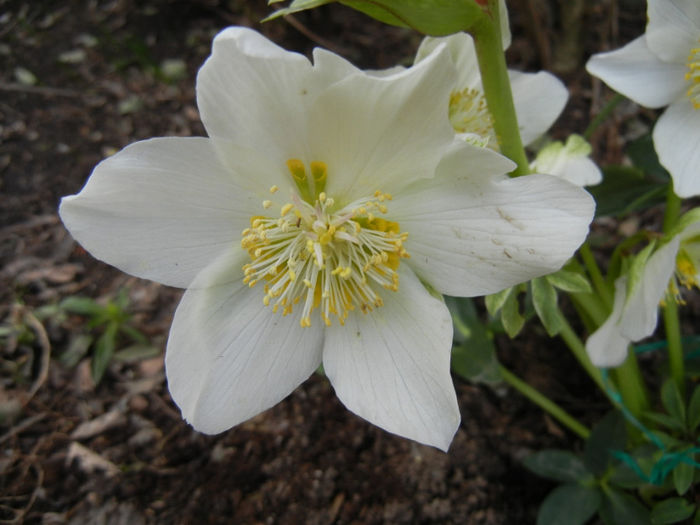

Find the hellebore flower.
[
  {"left": 60, "top": 27, "right": 594, "bottom": 450},
  {"left": 414, "top": 31, "right": 569, "bottom": 149},
  {"left": 586, "top": 218, "right": 700, "bottom": 367},
  {"left": 586, "top": 0, "right": 700, "bottom": 198}
]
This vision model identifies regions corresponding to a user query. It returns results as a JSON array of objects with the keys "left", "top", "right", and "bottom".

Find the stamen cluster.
[
  {"left": 448, "top": 88, "right": 498, "bottom": 148},
  {"left": 687, "top": 43, "right": 700, "bottom": 109},
  {"left": 241, "top": 161, "right": 409, "bottom": 327}
]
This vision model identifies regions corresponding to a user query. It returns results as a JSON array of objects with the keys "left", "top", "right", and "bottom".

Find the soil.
[{"left": 1, "top": 1, "right": 647, "bottom": 523}]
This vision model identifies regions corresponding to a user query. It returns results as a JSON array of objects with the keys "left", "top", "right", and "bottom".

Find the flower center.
[
  {"left": 241, "top": 160, "right": 409, "bottom": 328},
  {"left": 448, "top": 88, "right": 498, "bottom": 149},
  {"left": 667, "top": 248, "right": 699, "bottom": 305},
  {"left": 687, "top": 41, "right": 700, "bottom": 109}
]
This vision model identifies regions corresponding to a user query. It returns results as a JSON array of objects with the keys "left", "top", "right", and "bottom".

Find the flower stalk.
[{"left": 471, "top": 0, "right": 529, "bottom": 176}]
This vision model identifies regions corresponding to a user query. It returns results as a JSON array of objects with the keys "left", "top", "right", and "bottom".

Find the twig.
[{"left": 0, "top": 414, "right": 47, "bottom": 446}]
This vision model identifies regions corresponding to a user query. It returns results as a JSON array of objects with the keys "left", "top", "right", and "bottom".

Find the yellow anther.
[
  {"left": 288, "top": 270, "right": 296, "bottom": 282},
  {"left": 303, "top": 279, "right": 313, "bottom": 288},
  {"left": 319, "top": 192, "right": 327, "bottom": 203},
  {"left": 269, "top": 185, "right": 279, "bottom": 194},
  {"left": 281, "top": 203, "right": 294, "bottom": 216},
  {"left": 262, "top": 200, "right": 273, "bottom": 209}
]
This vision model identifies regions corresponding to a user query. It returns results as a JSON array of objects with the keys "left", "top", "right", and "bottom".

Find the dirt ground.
[{"left": 1, "top": 1, "right": 648, "bottom": 523}]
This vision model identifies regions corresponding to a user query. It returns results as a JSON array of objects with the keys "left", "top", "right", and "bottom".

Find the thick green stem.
[
  {"left": 610, "top": 352, "right": 650, "bottom": 419},
  {"left": 499, "top": 365, "right": 590, "bottom": 439},
  {"left": 579, "top": 242, "right": 613, "bottom": 309},
  {"left": 663, "top": 300, "right": 685, "bottom": 398},
  {"left": 662, "top": 185, "right": 685, "bottom": 396},
  {"left": 471, "top": 1, "right": 529, "bottom": 176},
  {"left": 559, "top": 318, "right": 607, "bottom": 394}
]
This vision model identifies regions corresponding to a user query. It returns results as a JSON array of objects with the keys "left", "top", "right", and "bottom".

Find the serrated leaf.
[
  {"left": 91, "top": 322, "right": 118, "bottom": 384},
  {"left": 537, "top": 484, "right": 601, "bottom": 525},
  {"left": 687, "top": 385, "right": 700, "bottom": 432},
  {"left": 661, "top": 379, "right": 686, "bottom": 430},
  {"left": 523, "top": 450, "right": 591, "bottom": 483},
  {"left": 651, "top": 498, "right": 695, "bottom": 524},
  {"left": 60, "top": 296, "right": 104, "bottom": 316},
  {"left": 501, "top": 288, "right": 525, "bottom": 338},
  {"left": 584, "top": 411, "right": 627, "bottom": 477},
  {"left": 545, "top": 270, "right": 593, "bottom": 294},
  {"left": 599, "top": 488, "right": 651, "bottom": 525},
  {"left": 531, "top": 277, "right": 564, "bottom": 336},
  {"left": 673, "top": 461, "right": 694, "bottom": 496}
]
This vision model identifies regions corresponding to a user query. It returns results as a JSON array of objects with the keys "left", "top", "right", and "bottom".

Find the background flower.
[{"left": 586, "top": 0, "right": 700, "bottom": 198}]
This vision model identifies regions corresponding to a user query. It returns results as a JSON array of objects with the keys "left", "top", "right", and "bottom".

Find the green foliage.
[
  {"left": 537, "top": 484, "right": 601, "bottom": 525},
  {"left": 59, "top": 289, "right": 156, "bottom": 384},
  {"left": 446, "top": 297, "right": 501, "bottom": 384},
  {"left": 650, "top": 498, "right": 696, "bottom": 524},
  {"left": 267, "top": 0, "right": 487, "bottom": 36},
  {"left": 522, "top": 450, "right": 591, "bottom": 483},
  {"left": 589, "top": 165, "right": 667, "bottom": 217}
]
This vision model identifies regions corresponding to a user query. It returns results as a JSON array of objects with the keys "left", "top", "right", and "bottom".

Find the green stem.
[
  {"left": 579, "top": 242, "right": 613, "bottom": 308},
  {"left": 662, "top": 185, "right": 684, "bottom": 396},
  {"left": 663, "top": 300, "right": 685, "bottom": 398},
  {"left": 559, "top": 318, "right": 607, "bottom": 394},
  {"left": 610, "top": 351, "right": 650, "bottom": 419},
  {"left": 583, "top": 93, "right": 624, "bottom": 140},
  {"left": 471, "top": 1, "right": 529, "bottom": 176},
  {"left": 499, "top": 364, "right": 590, "bottom": 439}
]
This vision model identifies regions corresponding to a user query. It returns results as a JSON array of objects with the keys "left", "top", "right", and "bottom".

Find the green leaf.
[
  {"left": 687, "top": 385, "right": 700, "bottom": 432},
  {"left": 584, "top": 411, "right": 627, "bottom": 477},
  {"left": 673, "top": 461, "right": 694, "bottom": 496},
  {"left": 60, "top": 333, "right": 94, "bottom": 368},
  {"left": 627, "top": 133, "right": 671, "bottom": 181},
  {"left": 661, "top": 379, "right": 687, "bottom": 430},
  {"left": 60, "top": 296, "right": 103, "bottom": 316},
  {"left": 119, "top": 324, "right": 148, "bottom": 344},
  {"left": 267, "top": 0, "right": 487, "bottom": 36},
  {"left": 484, "top": 287, "right": 512, "bottom": 317},
  {"left": 545, "top": 270, "right": 593, "bottom": 294},
  {"left": 531, "top": 277, "right": 564, "bottom": 336},
  {"left": 522, "top": 450, "right": 591, "bottom": 483},
  {"left": 112, "top": 344, "right": 161, "bottom": 363},
  {"left": 651, "top": 498, "right": 695, "bottom": 524},
  {"left": 91, "top": 322, "right": 118, "bottom": 384},
  {"left": 589, "top": 165, "right": 668, "bottom": 217},
  {"left": 643, "top": 411, "right": 686, "bottom": 434},
  {"left": 501, "top": 288, "right": 525, "bottom": 338},
  {"left": 599, "top": 488, "right": 651, "bottom": 525},
  {"left": 449, "top": 298, "right": 502, "bottom": 385},
  {"left": 537, "top": 484, "right": 601, "bottom": 525}
]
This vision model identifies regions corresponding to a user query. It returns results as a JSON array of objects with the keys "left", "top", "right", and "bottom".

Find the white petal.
[
  {"left": 586, "top": 36, "right": 687, "bottom": 108},
  {"left": 415, "top": 33, "right": 482, "bottom": 90},
  {"left": 166, "top": 247, "right": 324, "bottom": 434},
  {"left": 310, "top": 44, "right": 457, "bottom": 201},
  {"left": 586, "top": 278, "right": 632, "bottom": 368},
  {"left": 510, "top": 70, "right": 568, "bottom": 146},
  {"left": 620, "top": 237, "right": 680, "bottom": 341},
  {"left": 197, "top": 27, "right": 316, "bottom": 164},
  {"left": 647, "top": 0, "right": 700, "bottom": 62},
  {"left": 322, "top": 266, "right": 459, "bottom": 451},
  {"left": 531, "top": 135, "right": 602, "bottom": 187},
  {"left": 389, "top": 145, "right": 594, "bottom": 297},
  {"left": 653, "top": 99, "right": 700, "bottom": 198},
  {"left": 59, "top": 137, "right": 253, "bottom": 288}
]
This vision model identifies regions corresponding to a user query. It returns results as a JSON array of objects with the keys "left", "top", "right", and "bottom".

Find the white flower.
[
  {"left": 60, "top": 27, "right": 594, "bottom": 450},
  {"left": 586, "top": 218, "right": 700, "bottom": 367},
  {"left": 531, "top": 134, "right": 603, "bottom": 187},
  {"left": 414, "top": 32, "right": 569, "bottom": 149},
  {"left": 586, "top": 0, "right": 700, "bottom": 198}
]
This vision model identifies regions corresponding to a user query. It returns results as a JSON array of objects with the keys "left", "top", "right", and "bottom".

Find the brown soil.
[{"left": 1, "top": 1, "right": 645, "bottom": 523}]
